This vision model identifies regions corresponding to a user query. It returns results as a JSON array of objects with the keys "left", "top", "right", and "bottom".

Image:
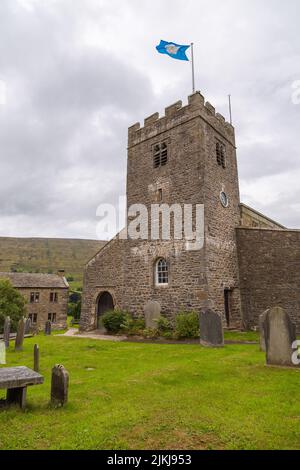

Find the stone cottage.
[
  {"left": 80, "top": 91, "right": 300, "bottom": 332},
  {"left": 0, "top": 272, "right": 69, "bottom": 330}
]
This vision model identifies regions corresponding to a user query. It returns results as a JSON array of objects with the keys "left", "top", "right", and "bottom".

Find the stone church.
[{"left": 80, "top": 92, "right": 300, "bottom": 332}]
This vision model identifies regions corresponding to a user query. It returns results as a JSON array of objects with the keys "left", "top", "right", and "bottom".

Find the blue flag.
[{"left": 156, "top": 40, "right": 190, "bottom": 61}]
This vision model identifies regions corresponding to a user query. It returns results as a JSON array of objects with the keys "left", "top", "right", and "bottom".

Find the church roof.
[{"left": 0, "top": 272, "right": 69, "bottom": 289}]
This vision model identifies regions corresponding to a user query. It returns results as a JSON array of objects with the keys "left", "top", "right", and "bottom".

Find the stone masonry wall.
[
  {"left": 236, "top": 228, "right": 300, "bottom": 331},
  {"left": 80, "top": 236, "right": 127, "bottom": 330}
]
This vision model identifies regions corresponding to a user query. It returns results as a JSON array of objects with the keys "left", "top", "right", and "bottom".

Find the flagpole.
[
  {"left": 191, "top": 42, "right": 195, "bottom": 94},
  {"left": 228, "top": 94, "right": 233, "bottom": 125}
]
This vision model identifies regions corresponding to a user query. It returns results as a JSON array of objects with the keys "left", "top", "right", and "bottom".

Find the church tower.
[
  {"left": 125, "top": 92, "right": 241, "bottom": 326},
  {"left": 81, "top": 91, "right": 242, "bottom": 331}
]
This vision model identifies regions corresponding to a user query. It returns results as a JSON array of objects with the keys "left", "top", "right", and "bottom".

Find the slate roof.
[{"left": 0, "top": 272, "right": 69, "bottom": 289}]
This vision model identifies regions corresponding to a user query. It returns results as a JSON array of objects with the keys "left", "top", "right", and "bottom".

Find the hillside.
[{"left": 0, "top": 237, "right": 105, "bottom": 287}]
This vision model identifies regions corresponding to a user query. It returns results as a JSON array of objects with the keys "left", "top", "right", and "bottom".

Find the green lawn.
[{"left": 0, "top": 334, "right": 299, "bottom": 450}]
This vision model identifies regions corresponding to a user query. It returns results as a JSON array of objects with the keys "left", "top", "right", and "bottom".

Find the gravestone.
[
  {"left": 34, "top": 344, "right": 40, "bottom": 373},
  {"left": 24, "top": 317, "right": 32, "bottom": 335},
  {"left": 144, "top": 301, "right": 161, "bottom": 329},
  {"left": 3, "top": 317, "right": 11, "bottom": 349},
  {"left": 264, "top": 306, "right": 298, "bottom": 367},
  {"left": 259, "top": 310, "right": 268, "bottom": 352},
  {"left": 0, "top": 341, "right": 5, "bottom": 364},
  {"left": 15, "top": 317, "right": 25, "bottom": 351},
  {"left": 199, "top": 309, "right": 224, "bottom": 347},
  {"left": 51, "top": 365, "right": 69, "bottom": 406},
  {"left": 45, "top": 320, "right": 52, "bottom": 336}
]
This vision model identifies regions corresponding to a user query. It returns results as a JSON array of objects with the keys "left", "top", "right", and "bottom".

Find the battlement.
[{"left": 128, "top": 91, "right": 235, "bottom": 147}]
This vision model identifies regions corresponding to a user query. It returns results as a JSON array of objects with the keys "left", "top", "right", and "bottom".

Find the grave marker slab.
[
  {"left": 264, "top": 306, "right": 299, "bottom": 367},
  {"left": 199, "top": 309, "right": 224, "bottom": 347},
  {"left": 51, "top": 365, "right": 69, "bottom": 406},
  {"left": 3, "top": 317, "right": 10, "bottom": 349},
  {"left": 15, "top": 317, "right": 25, "bottom": 351},
  {"left": 144, "top": 301, "right": 161, "bottom": 329}
]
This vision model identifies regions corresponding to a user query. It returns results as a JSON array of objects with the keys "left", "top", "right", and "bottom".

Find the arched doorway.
[{"left": 96, "top": 291, "right": 114, "bottom": 329}]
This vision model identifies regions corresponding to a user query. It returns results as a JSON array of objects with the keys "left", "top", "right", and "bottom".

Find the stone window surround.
[
  {"left": 50, "top": 292, "right": 58, "bottom": 303},
  {"left": 154, "top": 257, "right": 169, "bottom": 287},
  {"left": 28, "top": 313, "right": 38, "bottom": 324},
  {"left": 30, "top": 292, "right": 40, "bottom": 303},
  {"left": 48, "top": 312, "right": 57, "bottom": 323}
]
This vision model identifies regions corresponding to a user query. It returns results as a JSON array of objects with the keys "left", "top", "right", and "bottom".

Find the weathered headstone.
[
  {"left": 0, "top": 341, "right": 5, "bottom": 364},
  {"left": 51, "top": 365, "right": 69, "bottom": 406},
  {"left": 24, "top": 317, "right": 32, "bottom": 335},
  {"left": 144, "top": 301, "right": 161, "bottom": 329},
  {"left": 45, "top": 320, "right": 52, "bottom": 336},
  {"left": 264, "top": 306, "right": 299, "bottom": 367},
  {"left": 199, "top": 309, "right": 224, "bottom": 347},
  {"left": 15, "top": 317, "right": 25, "bottom": 351},
  {"left": 34, "top": 344, "right": 40, "bottom": 373},
  {"left": 3, "top": 316, "right": 11, "bottom": 349},
  {"left": 259, "top": 310, "right": 268, "bottom": 352}
]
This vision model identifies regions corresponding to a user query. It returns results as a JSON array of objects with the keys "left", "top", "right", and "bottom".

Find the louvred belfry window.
[
  {"left": 153, "top": 142, "right": 168, "bottom": 168},
  {"left": 216, "top": 142, "right": 226, "bottom": 168}
]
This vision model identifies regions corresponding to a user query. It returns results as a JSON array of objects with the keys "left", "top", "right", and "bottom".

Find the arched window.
[{"left": 156, "top": 258, "right": 168, "bottom": 285}]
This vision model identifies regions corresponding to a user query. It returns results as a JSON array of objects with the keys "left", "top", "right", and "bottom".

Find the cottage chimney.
[{"left": 57, "top": 269, "right": 65, "bottom": 277}]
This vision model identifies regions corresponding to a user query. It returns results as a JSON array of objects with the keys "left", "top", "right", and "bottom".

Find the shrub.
[
  {"left": 102, "top": 309, "right": 127, "bottom": 334},
  {"left": 155, "top": 316, "right": 174, "bottom": 338},
  {"left": 120, "top": 315, "right": 145, "bottom": 336},
  {"left": 142, "top": 328, "right": 160, "bottom": 339},
  {"left": 174, "top": 311, "right": 199, "bottom": 339},
  {"left": 0, "top": 279, "right": 27, "bottom": 333}
]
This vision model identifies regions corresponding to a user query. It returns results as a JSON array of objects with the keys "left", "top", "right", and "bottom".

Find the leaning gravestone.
[
  {"left": 45, "top": 320, "right": 52, "bottom": 336},
  {"left": 144, "top": 301, "right": 161, "bottom": 329},
  {"left": 24, "top": 317, "right": 32, "bottom": 335},
  {"left": 15, "top": 317, "right": 25, "bottom": 351},
  {"left": 34, "top": 344, "right": 40, "bottom": 373},
  {"left": 199, "top": 309, "right": 224, "bottom": 348},
  {"left": 51, "top": 365, "right": 69, "bottom": 406},
  {"left": 259, "top": 310, "right": 268, "bottom": 352},
  {"left": 264, "top": 306, "right": 298, "bottom": 367},
  {"left": 4, "top": 316, "right": 11, "bottom": 349}
]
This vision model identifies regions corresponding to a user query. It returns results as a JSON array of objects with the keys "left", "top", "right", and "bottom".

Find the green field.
[
  {"left": 0, "top": 334, "right": 299, "bottom": 450},
  {"left": 0, "top": 237, "right": 105, "bottom": 287}
]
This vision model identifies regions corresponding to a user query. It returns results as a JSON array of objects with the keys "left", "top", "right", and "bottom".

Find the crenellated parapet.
[{"left": 128, "top": 91, "right": 235, "bottom": 147}]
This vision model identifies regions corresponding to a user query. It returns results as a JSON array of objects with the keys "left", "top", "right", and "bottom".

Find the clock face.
[{"left": 220, "top": 191, "right": 229, "bottom": 208}]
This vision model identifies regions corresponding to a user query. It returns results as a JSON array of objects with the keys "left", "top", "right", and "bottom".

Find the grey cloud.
[{"left": 0, "top": 0, "right": 299, "bottom": 238}]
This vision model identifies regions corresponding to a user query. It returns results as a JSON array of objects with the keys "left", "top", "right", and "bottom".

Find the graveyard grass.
[{"left": 0, "top": 334, "right": 300, "bottom": 450}]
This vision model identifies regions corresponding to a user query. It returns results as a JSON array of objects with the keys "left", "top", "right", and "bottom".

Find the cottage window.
[
  {"left": 28, "top": 313, "right": 37, "bottom": 324},
  {"left": 30, "top": 292, "right": 40, "bottom": 303},
  {"left": 156, "top": 258, "right": 169, "bottom": 285},
  {"left": 153, "top": 142, "right": 168, "bottom": 168},
  {"left": 50, "top": 292, "right": 58, "bottom": 303},
  {"left": 48, "top": 313, "right": 57, "bottom": 323}
]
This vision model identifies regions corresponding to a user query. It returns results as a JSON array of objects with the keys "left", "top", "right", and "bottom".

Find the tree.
[{"left": 0, "top": 279, "right": 27, "bottom": 333}]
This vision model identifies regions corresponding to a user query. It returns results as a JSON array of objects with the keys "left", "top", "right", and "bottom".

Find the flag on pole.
[{"left": 156, "top": 40, "right": 190, "bottom": 61}]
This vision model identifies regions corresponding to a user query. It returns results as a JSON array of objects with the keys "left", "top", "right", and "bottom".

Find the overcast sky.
[{"left": 0, "top": 0, "right": 299, "bottom": 240}]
